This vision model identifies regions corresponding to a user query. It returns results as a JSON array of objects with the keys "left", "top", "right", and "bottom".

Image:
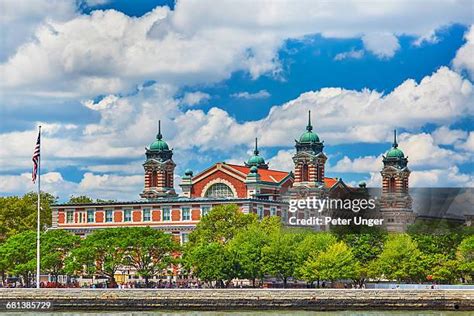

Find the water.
[{"left": 0, "top": 312, "right": 470, "bottom": 316}]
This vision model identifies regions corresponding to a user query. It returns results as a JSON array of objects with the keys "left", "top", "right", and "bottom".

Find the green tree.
[
  {"left": 457, "top": 235, "right": 474, "bottom": 281},
  {"left": 371, "top": 234, "right": 426, "bottom": 282},
  {"left": 300, "top": 241, "right": 358, "bottom": 284},
  {"left": 67, "top": 195, "right": 94, "bottom": 204},
  {"left": 295, "top": 232, "right": 337, "bottom": 286},
  {"left": 184, "top": 242, "right": 235, "bottom": 287},
  {"left": 0, "top": 230, "right": 36, "bottom": 286},
  {"left": 121, "top": 227, "right": 178, "bottom": 287},
  {"left": 189, "top": 204, "right": 256, "bottom": 245},
  {"left": 408, "top": 219, "right": 465, "bottom": 259},
  {"left": 0, "top": 192, "right": 56, "bottom": 242},
  {"left": 427, "top": 254, "right": 459, "bottom": 284},
  {"left": 41, "top": 229, "right": 80, "bottom": 282},
  {"left": 65, "top": 228, "right": 125, "bottom": 286},
  {"left": 260, "top": 230, "right": 300, "bottom": 287},
  {"left": 228, "top": 217, "right": 281, "bottom": 286},
  {"left": 342, "top": 232, "right": 386, "bottom": 286}
]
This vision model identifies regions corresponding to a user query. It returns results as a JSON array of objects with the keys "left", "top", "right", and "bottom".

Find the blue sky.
[{"left": 0, "top": 0, "right": 473, "bottom": 201}]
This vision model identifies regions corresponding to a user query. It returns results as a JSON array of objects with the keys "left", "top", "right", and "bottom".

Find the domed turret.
[
  {"left": 386, "top": 129, "right": 405, "bottom": 158},
  {"left": 245, "top": 138, "right": 269, "bottom": 169},
  {"left": 141, "top": 120, "right": 177, "bottom": 199},
  {"left": 150, "top": 121, "right": 169, "bottom": 151},
  {"left": 382, "top": 129, "right": 408, "bottom": 170},
  {"left": 299, "top": 110, "right": 320, "bottom": 143}
]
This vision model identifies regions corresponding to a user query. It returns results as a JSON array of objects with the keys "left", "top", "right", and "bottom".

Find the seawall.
[{"left": 0, "top": 289, "right": 473, "bottom": 311}]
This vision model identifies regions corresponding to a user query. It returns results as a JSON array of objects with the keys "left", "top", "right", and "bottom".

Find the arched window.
[
  {"left": 388, "top": 177, "right": 396, "bottom": 193},
  {"left": 302, "top": 164, "right": 309, "bottom": 182},
  {"left": 205, "top": 183, "right": 235, "bottom": 198}
]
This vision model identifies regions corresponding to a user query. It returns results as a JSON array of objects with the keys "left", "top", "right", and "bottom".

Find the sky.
[{"left": 0, "top": 0, "right": 473, "bottom": 202}]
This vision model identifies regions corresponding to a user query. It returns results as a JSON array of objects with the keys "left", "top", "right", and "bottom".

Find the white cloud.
[
  {"left": 268, "top": 150, "right": 294, "bottom": 172},
  {"left": 80, "top": 161, "right": 144, "bottom": 174},
  {"left": 333, "top": 131, "right": 471, "bottom": 173},
  {"left": 365, "top": 166, "right": 473, "bottom": 188},
  {"left": 231, "top": 89, "right": 271, "bottom": 99},
  {"left": 453, "top": 24, "right": 474, "bottom": 80},
  {"left": 332, "top": 155, "right": 382, "bottom": 173},
  {"left": 362, "top": 33, "right": 400, "bottom": 58},
  {"left": 432, "top": 126, "right": 468, "bottom": 145},
  {"left": 410, "top": 167, "right": 474, "bottom": 187},
  {"left": 397, "top": 132, "right": 469, "bottom": 168},
  {"left": 1, "top": 1, "right": 473, "bottom": 99},
  {"left": 181, "top": 91, "right": 211, "bottom": 106},
  {"left": 457, "top": 131, "right": 474, "bottom": 152},
  {"left": 84, "top": 0, "right": 111, "bottom": 6},
  {"left": 0, "top": 0, "right": 77, "bottom": 61},
  {"left": 0, "top": 171, "right": 143, "bottom": 201},
  {"left": 334, "top": 49, "right": 364, "bottom": 61}
]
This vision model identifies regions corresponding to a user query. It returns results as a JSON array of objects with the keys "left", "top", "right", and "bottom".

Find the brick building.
[{"left": 51, "top": 112, "right": 415, "bottom": 236}]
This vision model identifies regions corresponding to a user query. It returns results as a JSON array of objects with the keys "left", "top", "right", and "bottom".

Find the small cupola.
[{"left": 245, "top": 138, "right": 269, "bottom": 169}]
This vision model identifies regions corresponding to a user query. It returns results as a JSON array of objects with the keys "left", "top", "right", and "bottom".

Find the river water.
[{"left": 0, "top": 312, "right": 470, "bottom": 315}]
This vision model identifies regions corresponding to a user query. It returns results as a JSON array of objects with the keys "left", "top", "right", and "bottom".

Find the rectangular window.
[
  {"left": 181, "top": 233, "right": 190, "bottom": 244},
  {"left": 162, "top": 207, "right": 171, "bottom": 221},
  {"left": 87, "top": 210, "right": 95, "bottom": 223},
  {"left": 270, "top": 207, "right": 276, "bottom": 216},
  {"left": 201, "top": 206, "right": 211, "bottom": 217},
  {"left": 182, "top": 207, "right": 191, "bottom": 221},
  {"left": 124, "top": 209, "right": 132, "bottom": 222},
  {"left": 66, "top": 211, "right": 74, "bottom": 223},
  {"left": 257, "top": 206, "right": 264, "bottom": 219},
  {"left": 143, "top": 208, "right": 151, "bottom": 222},
  {"left": 105, "top": 210, "right": 113, "bottom": 223}
]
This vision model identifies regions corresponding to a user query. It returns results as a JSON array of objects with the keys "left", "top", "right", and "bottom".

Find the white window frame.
[
  {"left": 143, "top": 208, "right": 151, "bottom": 222},
  {"left": 105, "top": 209, "right": 113, "bottom": 223},
  {"left": 162, "top": 207, "right": 171, "bottom": 221},
  {"left": 124, "top": 209, "right": 132, "bottom": 222},
  {"left": 181, "top": 207, "right": 191, "bottom": 221},
  {"left": 270, "top": 207, "right": 276, "bottom": 216},
  {"left": 66, "top": 210, "right": 74, "bottom": 223},
  {"left": 200, "top": 205, "right": 211, "bottom": 217},
  {"left": 86, "top": 209, "right": 95, "bottom": 223},
  {"left": 181, "top": 232, "right": 190, "bottom": 245},
  {"left": 257, "top": 206, "right": 264, "bottom": 219}
]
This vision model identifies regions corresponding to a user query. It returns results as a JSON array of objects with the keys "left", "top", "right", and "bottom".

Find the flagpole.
[{"left": 36, "top": 125, "right": 41, "bottom": 289}]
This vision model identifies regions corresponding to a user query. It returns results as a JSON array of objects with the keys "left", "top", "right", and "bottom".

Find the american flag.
[{"left": 32, "top": 130, "right": 40, "bottom": 183}]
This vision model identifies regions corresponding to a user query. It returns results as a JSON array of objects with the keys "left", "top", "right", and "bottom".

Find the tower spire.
[
  {"left": 393, "top": 129, "right": 398, "bottom": 148},
  {"left": 157, "top": 120, "right": 162, "bottom": 140},
  {"left": 254, "top": 137, "right": 259, "bottom": 155},
  {"left": 306, "top": 110, "right": 313, "bottom": 132}
]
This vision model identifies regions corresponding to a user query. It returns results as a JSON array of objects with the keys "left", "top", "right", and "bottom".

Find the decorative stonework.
[{"left": 200, "top": 178, "right": 238, "bottom": 198}]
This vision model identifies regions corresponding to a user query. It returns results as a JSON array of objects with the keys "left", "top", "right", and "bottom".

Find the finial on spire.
[
  {"left": 393, "top": 129, "right": 398, "bottom": 148},
  {"left": 306, "top": 110, "right": 313, "bottom": 132},
  {"left": 254, "top": 137, "right": 259, "bottom": 155},
  {"left": 157, "top": 120, "right": 162, "bottom": 140}
]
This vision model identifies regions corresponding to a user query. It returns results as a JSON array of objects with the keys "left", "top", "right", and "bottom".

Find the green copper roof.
[
  {"left": 386, "top": 129, "right": 404, "bottom": 158},
  {"left": 299, "top": 110, "right": 320, "bottom": 143},
  {"left": 246, "top": 138, "right": 266, "bottom": 166},
  {"left": 387, "top": 147, "right": 404, "bottom": 158},
  {"left": 150, "top": 120, "right": 169, "bottom": 151},
  {"left": 248, "top": 155, "right": 265, "bottom": 165}
]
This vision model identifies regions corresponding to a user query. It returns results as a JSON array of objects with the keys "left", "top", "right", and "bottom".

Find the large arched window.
[
  {"left": 205, "top": 183, "right": 234, "bottom": 198},
  {"left": 302, "top": 164, "right": 309, "bottom": 182},
  {"left": 388, "top": 177, "right": 396, "bottom": 193}
]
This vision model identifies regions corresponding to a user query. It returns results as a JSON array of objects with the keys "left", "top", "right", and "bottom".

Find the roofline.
[{"left": 52, "top": 197, "right": 289, "bottom": 208}]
